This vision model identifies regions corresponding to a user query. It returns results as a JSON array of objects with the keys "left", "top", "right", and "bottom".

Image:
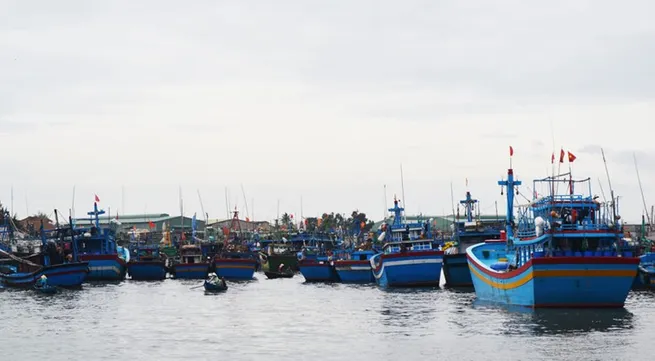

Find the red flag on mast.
[
  {"left": 559, "top": 149, "right": 565, "bottom": 163},
  {"left": 509, "top": 146, "right": 514, "bottom": 156},
  {"left": 95, "top": 194, "right": 100, "bottom": 203},
  {"left": 551, "top": 152, "right": 555, "bottom": 164},
  {"left": 568, "top": 151, "right": 576, "bottom": 162}
]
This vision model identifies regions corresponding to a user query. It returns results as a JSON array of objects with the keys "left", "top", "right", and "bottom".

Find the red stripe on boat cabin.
[{"left": 333, "top": 260, "right": 370, "bottom": 266}]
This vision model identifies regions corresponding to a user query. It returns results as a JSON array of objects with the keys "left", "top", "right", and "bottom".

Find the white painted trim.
[{"left": 373, "top": 258, "right": 442, "bottom": 279}]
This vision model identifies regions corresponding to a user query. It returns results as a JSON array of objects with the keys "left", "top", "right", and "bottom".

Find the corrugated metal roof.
[{"left": 73, "top": 213, "right": 204, "bottom": 225}]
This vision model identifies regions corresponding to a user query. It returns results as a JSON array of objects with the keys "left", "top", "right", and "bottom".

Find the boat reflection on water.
[
  {"left": 378, "top": 288, "right": 439, "bottom": 330},
  {"left": 472, "top": 299, "right": 635, "bottom": 335}
]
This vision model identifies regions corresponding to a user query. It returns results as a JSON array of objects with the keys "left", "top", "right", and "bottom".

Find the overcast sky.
[{"left": 2, "top": 1, "right": 655, "bottom": 224}]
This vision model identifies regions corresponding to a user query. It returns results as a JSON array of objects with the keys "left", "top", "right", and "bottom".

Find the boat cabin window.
[{"left": 411, "top": 242, "right": 432, "bottom": 251}]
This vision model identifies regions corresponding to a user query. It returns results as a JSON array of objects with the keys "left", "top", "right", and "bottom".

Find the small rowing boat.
[{"left": 203, "top": 273, "right": 228, "bottom": 292}]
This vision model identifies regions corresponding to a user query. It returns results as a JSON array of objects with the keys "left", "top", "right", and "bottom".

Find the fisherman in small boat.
[
  {"left": 37, "top": 275, "right": 48, "bottom": 287},
  {"left": 207, "top": 272, "right": 219, "bottom": 284},
  {"left": 278, "top": 263, "right": 290, "bottom": 273}
]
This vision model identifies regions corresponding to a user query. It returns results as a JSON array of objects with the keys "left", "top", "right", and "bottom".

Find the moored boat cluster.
[{"left": 2, "top": 149, "right": 654, "bottom": 308}]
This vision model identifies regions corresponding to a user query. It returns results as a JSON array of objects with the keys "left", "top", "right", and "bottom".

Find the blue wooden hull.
[
  {"left": 299, "top": 260, "right": 340, "bottom": 282},
  {"left": 127, "top": 261, "right": 167, "bottom": 280},
  {"left": 0, "top": 262, "right": 89, "bottom": 288},
  {"left": 213, "top": 258, "right": 257, "bottom": 280},
  {"left": 172, "top": 263, "right": 209, "bottom": 279},
  {"left": 334, "top": 260, "right": 374, "bottom": 283},
  {"left": 442, "top": 253, "right": 473, "bottom": 287},
  {"left": 371, "top": 251, "right": 444, "bottom": 288},
  {"left": 80, "top": 254, "right": 127, "bottom": 281},
  {"left": 467, "top": 243, "right": 639, "bottom": 308}
]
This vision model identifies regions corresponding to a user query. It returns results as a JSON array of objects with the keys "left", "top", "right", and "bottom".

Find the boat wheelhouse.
[
  {"left": 171, "top": 244, "right": 209, "bottom": 279},
  {"left": 370, "top": 198, "right": 443, "bottom": 287},
  {"left": 213, "top": 209, "right": 258, "bottom": 280},
  {"left": 72, "top": 203, "right": 126, "bottom": 281},
  {"left": 442, "top": 191, "right": 503, "bottom": 287},
  {"left": 127, "top": 243, "right": 166, "bottom": 280}
]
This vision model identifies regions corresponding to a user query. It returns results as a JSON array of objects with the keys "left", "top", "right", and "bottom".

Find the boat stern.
[
  {"left": 334, "top": 260, "right": 374, "bottom": 283},
  {"left": 214, "top": 258, "right": 257, "bottom": 280}
]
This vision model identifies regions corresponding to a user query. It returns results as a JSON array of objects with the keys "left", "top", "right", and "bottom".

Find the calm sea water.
[{"left": 1, "top": 274, "right": 655, "bottom": 361}]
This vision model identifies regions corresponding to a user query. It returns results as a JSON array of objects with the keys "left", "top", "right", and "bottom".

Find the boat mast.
[
  {"left": 400, "top": 164, "right": 407, "bottom": 224},
  {"left": 450, "top": 182, "right": 457, "bottom": 242},
  {"left": 600, "top": 148, "right": 617, "bottom": 222},
  {"left": 461, "top": 191, "right": 477, "bottom": 223},
  {"left": 498, "top": 157, "right": 521, "bottom": 240},
  {"left": 197, "top": 189, "right": 207, "bottom": 233},
  {"left": 240, "top": 184, "right": 250, "bottom": 220},
  {"left": 633, "top": 153, "right": 650, "bottom": 225}
]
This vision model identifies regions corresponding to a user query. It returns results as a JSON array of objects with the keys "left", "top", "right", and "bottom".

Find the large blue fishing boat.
[
  {"left": 298, "top": 233, "right": 342, "bottom": 282},
  {"left": 213, "top": 210, "right": 258, "bottom": 280},
  {"left": 171, "top": 244, "right": 210, "bottom": 279},
  {"left": 467, "top": 159, "right": 639, "bottom": 308},
  {"left": 0, "top": 213, "right": 89, "bottom": 288},
  {"left": 442, "top": 191, "right": 504, "bottom": 287},
  {"left": 127, "top": 243, "right": 166, "bottom": 281},
  {"left": 75, "top": 203, "right": 127, "bottom": 281},
  {"left": 369, "top": 198, "right": 444, "bottom": 287}
]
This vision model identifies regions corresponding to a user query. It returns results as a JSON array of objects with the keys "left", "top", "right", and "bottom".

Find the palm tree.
[{"left": 281, "top": 213, "right": 291, "bottom": 228}]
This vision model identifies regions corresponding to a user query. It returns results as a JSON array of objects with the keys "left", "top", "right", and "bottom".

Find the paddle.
[{"left": 189, "top": 284, "right": 205, "bottom": 290}]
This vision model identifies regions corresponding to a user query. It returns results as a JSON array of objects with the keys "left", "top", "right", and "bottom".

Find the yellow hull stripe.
[{"left": 469, "top": 265, "right": 637, "bottom": 290}]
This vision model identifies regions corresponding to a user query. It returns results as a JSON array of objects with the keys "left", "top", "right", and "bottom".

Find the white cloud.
[{"left": 2, "top": 0, "right": 655, "bottom": 224}]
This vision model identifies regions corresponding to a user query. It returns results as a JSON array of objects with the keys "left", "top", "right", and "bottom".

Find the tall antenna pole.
[
  {"left": 600, "top": 148, "right": 617, "bottom": 221},
  {"left": 450, "top": 181, "right": 457, "bottom": 240},
  {"left": 550, "top": 120, "right": 556, "bottom": 196},
  {"left": 400, "top": 164, "right": 407, "bottom": 223},
  {"left": 495, "top": 201, "right": 499, "bottom": 222},
  {"left": 276, "top": 199, "right": 280, "bottom": 225},
  {"left": 10, "top": 185, "right": 13, "bottom": 217},
  {"left": 251, "top": 198, "right": 255, "bottom": 222},
  {"left": 634, "top": 153, "right": 650, "bottom": 225},
  {"left": 197, "top": 189, "right": 207, "bottom": 225},
  {"left": 240, "top": 184, "right": 250, "bottom": 219},
  {"left": 597, "top": 178, "right": 607, "bottom": 203}
]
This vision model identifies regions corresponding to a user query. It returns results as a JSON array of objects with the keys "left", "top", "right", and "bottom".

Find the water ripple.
[{"left": 2, "top": 274, "right": 655, "bottom": 360}]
